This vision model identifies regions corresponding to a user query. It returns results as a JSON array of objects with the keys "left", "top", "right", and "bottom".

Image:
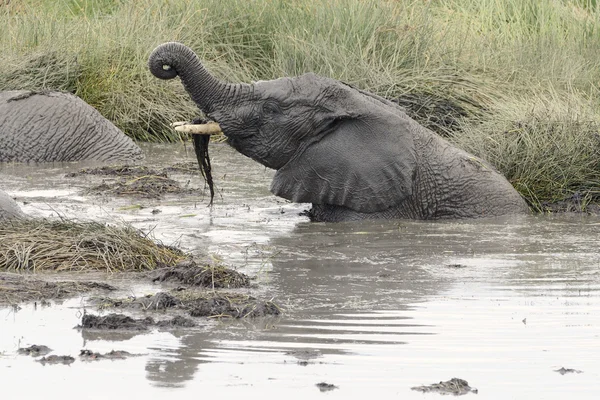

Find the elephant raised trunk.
[{"left": 148, "top": 42, "right": 250, "bottom": 114}]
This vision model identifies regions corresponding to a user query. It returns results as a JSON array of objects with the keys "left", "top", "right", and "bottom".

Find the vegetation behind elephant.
[
  {"left": 149, "top": 42, "right": 529, "bottom": 222},
  {"left": 0, "top": 91, "right": 143, "bottom": 163},
  {"left": 0, "top": 189, "right": 23, "bottom": 221}
]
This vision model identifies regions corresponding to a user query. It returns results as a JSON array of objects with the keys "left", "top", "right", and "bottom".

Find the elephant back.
[{"left": 0, "top": 90, "right": 143, "bottom": 163}]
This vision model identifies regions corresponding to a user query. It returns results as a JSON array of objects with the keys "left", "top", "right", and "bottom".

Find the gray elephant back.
[
  {"left": 0, "top": 90, "right": 143, "bottom": 163},
  {"left": 0, "top": 188, "right": 23, "bottom": 221}
]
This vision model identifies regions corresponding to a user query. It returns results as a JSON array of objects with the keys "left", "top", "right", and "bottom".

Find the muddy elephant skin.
[
  {"left": 148, "top": 42, "right": 529, "bottom": 222},
  {"left": 0, "top": 91, "right": 143, "bottom": 163},
  {"left": 0, "top": 189, "right": 23, "bottom": 221}
]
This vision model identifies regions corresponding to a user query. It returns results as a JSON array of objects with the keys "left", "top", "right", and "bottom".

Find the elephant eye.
[{"left": 262, "top": 102, "right": 281, "bottom": 115}]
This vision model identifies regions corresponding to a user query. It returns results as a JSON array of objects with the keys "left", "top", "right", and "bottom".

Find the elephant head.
[{"left": 149, "top": 42, "right": 528, "bottom": 221}]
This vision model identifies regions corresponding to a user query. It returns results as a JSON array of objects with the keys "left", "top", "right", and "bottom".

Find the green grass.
[{"left": 1, "top": 0, "right": 599, "bottom": 208}]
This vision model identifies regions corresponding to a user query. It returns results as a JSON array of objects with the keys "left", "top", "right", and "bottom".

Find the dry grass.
[{"left": 0, "top": 219, "right": 186, "bottom": 272}]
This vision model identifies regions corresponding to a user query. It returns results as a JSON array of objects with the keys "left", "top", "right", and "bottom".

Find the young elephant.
[{"left": 149, "top": 42, "right": 529, "bottom": 222}]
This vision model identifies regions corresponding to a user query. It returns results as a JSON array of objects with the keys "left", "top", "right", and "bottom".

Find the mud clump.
[
  {"left": 79, "top": 313, "right": 155, "bottom": 331},
  {"left": 66, "top": 165, "right": 163, "bottom": 178},
  {"left": 79, "top": 349, "right": 138, "bottom": 361},
  {"left": 155, "top": 315, "right": 196, "bottom": 328},
  {"left": 18, "top": 345, "right": 52, "bottom": 357},
  {"left": 153, "top": 260, "right": 251, "bottom": 289},
  {"left": 287, "top": 349, "right": 322, "bottom": 366},
  {"left": 412, "top": 378, "right": 478, "bottom": 395},
  {"left": 67, "top": 163, "right": 202, "bottom": 199},
  {"left": 555, "top": 367, "right": 583, "bottom": 375},
  {"left": 87, "top": 175, "right": 196, "bottom": 199},
  {"left": 78, "top": 312, "right": 196, "bottom": 330},
  {"left": 188, "top": 294, "right": 280, "bottom": 318},
  {"left": 0, "top": 273, "right": 116, "bottom": 306},
  {"left": 96, "top": 292, "right": 181, "bottom": 311},
  {"left": 316, "top": 382, "right": 338, "bottom": 392},
  {"left": 97, "top": 290, "right": 281, "bottom": 319},
  {"left": 37, "top": 355, "right": 75, "bottom": 365}
]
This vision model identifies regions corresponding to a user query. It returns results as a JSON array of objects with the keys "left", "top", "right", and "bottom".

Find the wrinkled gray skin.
[
  {"left": 0, "top": 90, "right": 143, "bottom": 163},
  {"left": 0, "top": 189, "right": 23, "bottom": 221},
  {"left": 149, "top": 42, "right": 529, "bottom": 222}
]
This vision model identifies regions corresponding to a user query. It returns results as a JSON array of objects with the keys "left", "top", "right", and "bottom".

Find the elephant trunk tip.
[{"left": 148, "top": 42, "right": 191, "bottom": 80}]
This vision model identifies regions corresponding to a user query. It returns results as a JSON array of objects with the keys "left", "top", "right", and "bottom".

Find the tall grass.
[{"left": 1, "top": 0, "right": 599, "bottom": 207}]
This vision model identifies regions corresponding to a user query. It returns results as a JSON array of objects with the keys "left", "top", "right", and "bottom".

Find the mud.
[
  {"left": 37, "top": 355, "right": 76, "bottom": 365},
  {"left": 96, "top": 290, "right": 280, "bottom": 319},
  {"left": 66, "top": 165, "right": 165, "bottom": 178},
  {"left": 188, "top": 293, "right": 281, "bottom": 318},
  {"left": 78, "top": 312, "right": 196, "bottom": 331},
  {"left": 152, "top": 259, "right": 251, "bottom": 288},
  {"left": 68, "top": 163, "right": 204, "bottom": 200},
  {"left": 0, "top": 273, "right": 116, "bottom": 306},
  {"left": 286, "top": 349, "right": 322, "bottom": 366},
  {"left": 79, "top": 349, "right": 138, "bottom": 361},
  {"left": 79, "top": 313, "right": 155, "bottom": 331},
  {"left": 555, "top": 367, "right": 583, "bottom": 375},
  {"left": 87, "top": 175, "right": 196, "bottom": 199},
  {"left": 316, "top": 382, "right": 339, "bottom": 392},
  {"left": 155, "top": 315, "right": 197, "bottom": 328},
  {"left": 411, "top": 378, "right": 478, "bottom": 395},
  {"left": 18, "top": 344, "right": 52, "bottom": 357}
]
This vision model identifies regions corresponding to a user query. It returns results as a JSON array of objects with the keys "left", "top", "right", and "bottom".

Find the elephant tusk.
[{"left": 171, "top": 122, "right": 222, "bottom": 135}]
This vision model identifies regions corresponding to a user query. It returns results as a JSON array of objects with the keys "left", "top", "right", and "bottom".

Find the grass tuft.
[{"left": 0, "top": 219, "right": 186, "bottom": 272}]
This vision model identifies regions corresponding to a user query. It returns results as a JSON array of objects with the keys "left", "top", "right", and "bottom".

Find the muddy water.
[{"left": 1, "top": 143, "right": 599, "bottom": 399}]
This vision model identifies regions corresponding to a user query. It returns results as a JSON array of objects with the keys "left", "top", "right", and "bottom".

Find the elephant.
[
  {"left": 0, "top": 188, "right": 23, "bottom": 221},
  {"left": 148, "top": 42, "right": 529, "bottom": 222},
  {"left": 0, "top": 90, "right": 143, "bottom": 163}
]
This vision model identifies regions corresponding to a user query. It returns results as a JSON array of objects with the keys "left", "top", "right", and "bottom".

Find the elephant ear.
[{"left": 270, "top": 116, "right": 416, "bottom": 213}]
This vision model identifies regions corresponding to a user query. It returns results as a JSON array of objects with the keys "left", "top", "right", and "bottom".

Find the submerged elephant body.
[
  {"left": 0, "top": 189, "right": 23, "bottom": 221},
  {"left": 149, "top": 42, "right": 528, "bottom": 222},
  {"left": 0, "top": 90, "right": 143, "bottom": 163}
]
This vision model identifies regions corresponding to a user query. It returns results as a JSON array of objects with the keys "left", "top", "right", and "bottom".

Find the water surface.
[{"left": 1, "top": 143, "right": 599, "bottom": 399}]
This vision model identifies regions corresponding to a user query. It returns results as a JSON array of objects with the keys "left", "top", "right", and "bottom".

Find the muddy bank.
[{"left": 0, "top": 273, "right": 115, "bottom": 307}]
